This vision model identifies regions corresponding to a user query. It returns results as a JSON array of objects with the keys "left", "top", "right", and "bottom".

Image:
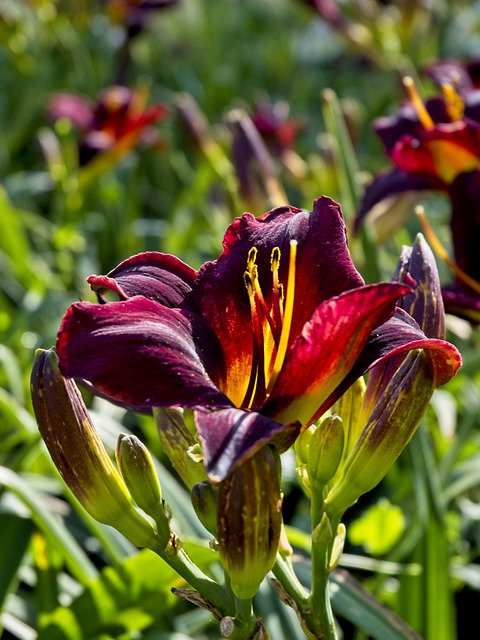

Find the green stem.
[
  {"left": 308, "top": 490, "right": 339, "bottom": 640},
  {"left": 150, "top": 539, "right": 234, "bottom": 616},
  {"left": 273, "top": 553, "right": 310, "bottom": 605},
  {"left": 230, "top": 596, "right": 257, "bottom": 639}
]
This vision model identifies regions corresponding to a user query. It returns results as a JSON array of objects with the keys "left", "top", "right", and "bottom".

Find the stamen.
[
  {"left": 416, "top": 206, "right": 480, "bottom": 296},
  {"left": 270, "top": 246, "right": 284, "bottom": 340},
  {"left": 266, "top": 240, "right": 298, "bottom": 396},
  {"left": 441, "top": 83, "right": 464, "bottom": 122},
  {"left": 246, "top": 246, "right": 277, "bottom": 337},
  {"left": 403, "top": 76, "right": 435, "bottom": 131},
  {"left": 242, "top": 270, "right": 265, "bottom": 407}
]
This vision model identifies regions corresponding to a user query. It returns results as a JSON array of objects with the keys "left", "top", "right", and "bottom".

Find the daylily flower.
[
  {"left": 355, "top": 73, "right": 480, "bottom": 322},
  {"left": 47, "top": 85, "right": 168, "bottom": 166},
  {"left": 55, "top": 197, "right": 460, "bottom": 482}
]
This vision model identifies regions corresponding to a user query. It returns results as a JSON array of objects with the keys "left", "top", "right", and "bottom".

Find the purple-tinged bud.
[
  {"left": 191, "top": 480, "right": 218, "bottom": 536},
  {"left": 217, "top": 447, "right": 282, "bottom": 599},
  {"left": 228, "top": 108, "right": 287, "bottom": 213},
  {"left": 393, "top": 233, "right": 446, "bottom": 339},
  {"left": 31, "top": 349, "right": 157, "bottom": 548},
  {"left": 324, "top": 350, "right": 434, "bottom": 518}
]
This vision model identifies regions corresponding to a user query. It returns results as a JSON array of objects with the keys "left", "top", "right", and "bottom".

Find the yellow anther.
[
  {"left": 270, "top": 246, "right": 281, "bottom": 271},
  {"left": 270, "top": 246, "right": 284, "bottom": 333},
  {"left": 246, "top": 246, "right": 259, "bottom": 284},
  {"left": 403, "top": 76, "right": 435, "bottom": 131},
  {"left": 441, "top": 83, "right": 464, "bottom": 122},
  {"left": 416, "top": 206, "right": 480, "bottom": 296},
  {"left": 266, "top": 240, "right": 297, "bottom": 395}
]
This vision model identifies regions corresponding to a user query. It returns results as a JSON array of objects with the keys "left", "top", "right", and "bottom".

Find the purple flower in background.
[{"left": 355, "top": 71, "right": 480, "bottom": 322}]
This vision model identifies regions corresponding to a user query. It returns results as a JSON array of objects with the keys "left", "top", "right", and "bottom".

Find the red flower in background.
[{"left": 48, "top": 85, "right": 168, "bottom": 166}]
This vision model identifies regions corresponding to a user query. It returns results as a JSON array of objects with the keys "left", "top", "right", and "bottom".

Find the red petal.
[{"left": 261, "top": 282, "right": 410, "bottom": 426}]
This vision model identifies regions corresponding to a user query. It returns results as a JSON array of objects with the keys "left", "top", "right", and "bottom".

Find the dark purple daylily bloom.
[
  {"left": 56, "top": 197, "right": 460, "bottom": 481},
  {"left": 355, "top": 73, "right": 480, "bottom": 322},
  {"left": 47, "top": 86, "right": 168, "bottom": 166}
]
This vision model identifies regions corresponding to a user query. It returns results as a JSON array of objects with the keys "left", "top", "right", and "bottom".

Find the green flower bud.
[
  {"left": 153, "top": 407, "right": 207, "bottom": 489},
  {"left": 294, "top": 425, "right": 314, "bottom": 464},
  {"left": 116, "top": 434, "right": 170, "bottom": 540},
  {"left": 31, "top": 349, "right": 157, "bottom": 548},
  {"left": 330, "top": 377, "right": 365, "bottom": 461},
  {"left": 307, "top": 415, "right": 344, "bottom": 488},
  {"left": 325, "top": 351, "right": 433, "bottom": 518},
  {"left": 217, "top": 447, "right": 282, "bottom": 600},
  {"left": 191, "top": 480, "right": 218, "bottom": 536}
]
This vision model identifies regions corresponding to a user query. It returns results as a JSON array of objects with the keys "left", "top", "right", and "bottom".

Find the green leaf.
[
  {"left": 348, "top": 498, "right": 406, "bottom": 556},
  {"left": 37, "top": 549, "right": 187, "bottom": 640},
  {"left": 330, "top": 569, "right": 422, "bottom": 640},
  {"left": 0, "top": 512, "right": 34, "bottom": 613},
  {"left": 0, "top": 467, "right": 98, "bottom": 584}
]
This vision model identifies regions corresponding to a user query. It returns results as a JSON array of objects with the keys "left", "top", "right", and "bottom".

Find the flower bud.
[
  {"left": 217, "top": 446, "right": 282, "bottom": 599},
  {"left": 31, "top": 349, "right": 157, "bottom": 548},
  {"left": 393, "top": 233, "right": 446, "bottom": 339},
  {"left": 153, "top": 407, "right": 207, "bottom": 489},
  {"left": 325, "top": 350, "right": 433, "bottom": 518},
  {"left": 294, "top": 425, "right": 314, "bottom": 465},
  {"left": 116, "top": 434, "right": 170, "bottom": 539},
  {"left": 191, "top": 480, "right": 218, "bottom": 536},
  {"left": 228, "top": 107, "right": 287, "bottom": 212},
  {"left": 307, "top": 415, "right": 344, "bottom": 488}
]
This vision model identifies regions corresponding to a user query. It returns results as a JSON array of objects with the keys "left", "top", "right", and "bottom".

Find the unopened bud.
[
  {"left": 307, "top": 415, "right": 344, "bottom": 488},
  {"left": 217, "top": 446, "right": 282, "bottom": 599},
  {"left": 325, "top": 351, "right": 433, "bottom": 518},
  {"left": 116, "top": 434, "right": 169, "bottom": 539},
  {"left": 295, "top": 425, "right": 314, "bottom": 464},
  {"left": 31, "top": 349, "right": 157, "bottom": 548}
]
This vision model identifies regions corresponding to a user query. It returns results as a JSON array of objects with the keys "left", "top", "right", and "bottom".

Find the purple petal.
[
  {"left": 87, "top": 251, "right": 197, "bottom": 308},
  {"left": 57, "top": 296, "right": 228, "bottom": 411},
  {"left": 194, "top": 407, "right": 300, "bottom": 482},
  {"left": 393, "top": 234, "right": 446, "bottom": 339},
  {"left": 355, "top": 169, "right": 439, "bottom": 233},
  {"left": 448, "top": 170, "right": 480, "bottom": 284}
]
